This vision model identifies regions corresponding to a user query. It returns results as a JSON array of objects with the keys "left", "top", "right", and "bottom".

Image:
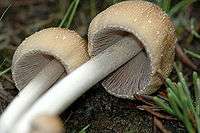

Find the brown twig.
[
  {"left": 137, "top": 105, "right": 176, "bottom": 120},
  {"left": 137, "top": 105, "right": 162, "bottom": 111},
  {"left": 158, "top": 90, "right": 168, "bottom": 98},
  {"left": 2, "top": 75, "right": 14, "bottom": 84},
  {"left": 64, "top": 112, "right": 73, "bottom": 124},
  {"left": 175, "top": 44, "right": 197, "bottom": 70},
  {"left": 154, "top": 117, "right": 171, "bottom": 133},
  {"left": 134, "top": 95, "right": 155, "bottom": 106},
  {"left": 153, "top": 120, "right": 157, "bottom": 133}
]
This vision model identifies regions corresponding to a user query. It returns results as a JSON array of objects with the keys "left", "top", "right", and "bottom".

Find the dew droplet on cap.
[
  {"left": 134, "top": 18, "right": 137, "bottom": 22},
  {"left": 148, "top": 20, "right": 152, "bottom": 23},
  {"left": 62, "top": 36, "right": 66, "bottom": 40}
]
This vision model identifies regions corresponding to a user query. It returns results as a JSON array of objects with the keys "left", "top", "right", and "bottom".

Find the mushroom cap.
[
  {"left": 88, "top": 1, "right": 176, "bottom": 99},
  {"left": 12, "top": 28, "right": 89, "bottom": 90},
  {"left": 30, "top": 114, "right": 65, "bottom": 133}
]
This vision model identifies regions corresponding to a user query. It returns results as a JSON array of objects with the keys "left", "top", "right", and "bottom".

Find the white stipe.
[
  {"left": 0, "top": 60, "right": 64, "bottom": 133},
  {"left": 12, "top": 36, "right": 142, "bottom": 133}
]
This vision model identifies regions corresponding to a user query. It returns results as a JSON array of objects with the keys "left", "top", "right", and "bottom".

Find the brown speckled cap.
[
  {"left": 12, "top": 28, "right": 89, "bottom": 90},
  {"left": 88, "top": 0, "right": 176, "bottom": 99}
]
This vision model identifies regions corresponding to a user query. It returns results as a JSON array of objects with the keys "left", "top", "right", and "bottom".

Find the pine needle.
[
  {"left": 59, "top": 0, "right": 80, "bottom": 28},
  {"left": 184, "top": 49, "right": 200, "bottom": 59},
  {"left": 0, "top": 67, "right": 11, "bottom": 77},
  {"left": 0, "top": 3, "right": 11, "bottom": 21},
  {"left": 154, "top": 72, "right": 200, "bottom": 133}
]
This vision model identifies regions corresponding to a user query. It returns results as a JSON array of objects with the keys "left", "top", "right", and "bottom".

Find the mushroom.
[
  {"left": 30, "top": 114, "right": 65, "bottom": 133},
  {"left": 10, "top": 1, "right": 177, "bottom": 132},
  {"left": 0, "top": 28, "right": 89, "bottom": 133}
]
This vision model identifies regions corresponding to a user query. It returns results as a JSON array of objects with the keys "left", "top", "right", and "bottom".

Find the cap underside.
[
  {"left": 12, "top": 28, "right": 89, "bottom": 91},
  {"left": 89, "top": 27, "right": 151, "bottom": 99},
  {"left": 88, "top": 0, "right": 176, "bottom": 98},
  {"left": 12, "top": 53, "right": 65, "bottom": 90}
]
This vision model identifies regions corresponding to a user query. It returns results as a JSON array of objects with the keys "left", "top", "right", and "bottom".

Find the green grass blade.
[
  {"left": 153, "top": 97, "right": 174, "bottom": 114},
  {"left": 168, "top": 93, "right": 183, "bottom": 120},
  {"left": 177, "top": 83, "right": 197, "bottom": 132},
  {"left": 166, "top": 78, "right": 175, "bottom": 89},
  {"left": 184, "top": 49, "right": 200, "bottom": 59},
  {"left": 190, "top": 18, "right": 200, "bottom": 39},
  {"left": 156, "top": 69, "right": 200, "bottom": 132},
  {"left": 176, "top": 82, "right": 188, "bottom": 106},
  {"left": 162, "top": 0, "right": 171, "bottom": 13},
  {"left": 79, "top": 124, "right": 90, "bottom": 133},
  {"left": 193, "top": 72, "right": 200, "bottom": 115},
  {"left": 174, "top": 64, "right": 190, "bottom": 99},
  {"left": 182, "top": 114, "right": 196, "bottom": 133},
  {"left": 66, "top": 0, "right": 80, "bottom": 28},
  {"left": 180, "top": 74, "right": 196, "bottom": 115},
  {"left": 178, "top": 75, "right": 199, "bottom": 132},
  {"left": 169, "top": 82, "right": 197, "bottom": 132},
  {"left": 0, "top": 67, "right": 11, "bottom": 77},
  {"left": 178, "top": 72, "right": 191, "bottom": 99},
  {"left": 90, "top": 0, "right": 96, "bottom": 18},
  {"left": 166, "top": 78, "right": 180, "bottom": 96},
  {"left": 168, "top": 0, "right": 196, "bottom": 16},
  {"left": 167, "top": 87, "right": 183, "bottom": 110},
  {"left": 59, "top": 0, "right": 76, "bottom": 28},
  {"left": 0, "top": 4, "right": 11, "bottom": 21}
]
